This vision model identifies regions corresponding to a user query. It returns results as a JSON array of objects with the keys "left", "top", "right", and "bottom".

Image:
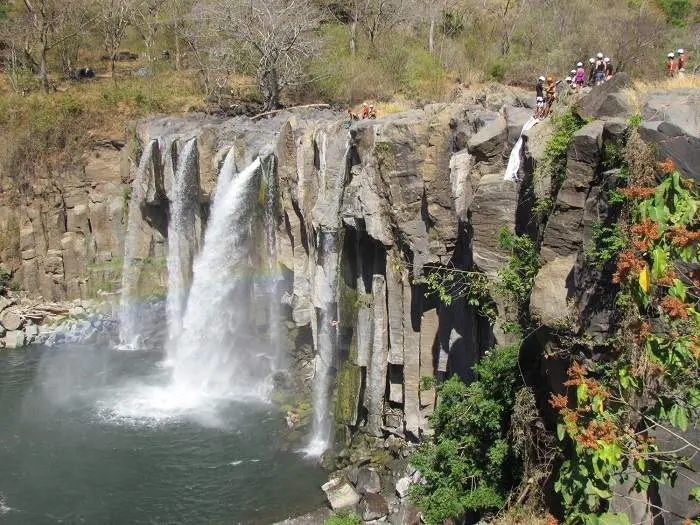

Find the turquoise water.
[{"left": 0, "top": 344, "right": 325, "bottom": 524}]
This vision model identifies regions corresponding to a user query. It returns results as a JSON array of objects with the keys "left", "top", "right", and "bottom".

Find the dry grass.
[{"left": 624, "top": 74, "right": 700, "bottom": 115}]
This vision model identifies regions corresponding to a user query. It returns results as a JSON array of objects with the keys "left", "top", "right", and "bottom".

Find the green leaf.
[
  {"left": 651, "top": 247, "right": 667, "bottom": 279},
  {"left": 598, "top": 512, "right": 632, "bottom": 525},
  {"left": 577, "top": 383, "right": 589, "bottom": 403},
  {"left": 690, "top": 485, "right": 700, "bottom": 502},
  {"left": 557, "top": 423, "right": 566, "bottom": 441},
  {"left": 670, "top": 279, "right": 687, "bottom": 301}
]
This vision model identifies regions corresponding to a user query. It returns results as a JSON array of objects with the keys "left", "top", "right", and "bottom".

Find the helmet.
[
  {"left": 668, "top": 52, "right": 675, "bottom": 58},
  {"left": 546, "top": 75, "right": 554, "bottom": 82},
  {"left": 677, "top": 48, "right": 684, "bottom": 54},
  {"left": 597, "top": 52, "right": 604, "bottom": 59},
  {"left": 565, "top": 76, "right": 572, "bottom": 82},
  {"left": 604, "top": 57, "right": 610, "bottom": 63},
  {"left": 576, "top": 62, "right": 583, "bottom": 67},
  {"left": 589, "top": 57, "right": 595, "bottom": 63},
  {"left": 571, "top": 69, "right": 577, "bottom": 75},
  {"left": 538, "top": 76, "right": 545, "bottom": 81}
]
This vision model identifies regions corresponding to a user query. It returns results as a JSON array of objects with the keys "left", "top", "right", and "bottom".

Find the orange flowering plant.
[{"left": 553, "top": 163, "right": 700, "bottom": 523}]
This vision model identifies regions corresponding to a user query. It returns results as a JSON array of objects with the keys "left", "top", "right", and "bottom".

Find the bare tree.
[
  {"left": 163, "top": 0, "right": 194, "bottom": 69},
  {"left": 209, "top": 0, "right": 321, "bottom": 111},
  {"left": 95, "top": 0, "right": 133, "bottom": 75},
  {"left": 132, "top": 0, "right": 167, "bottom": 62}
]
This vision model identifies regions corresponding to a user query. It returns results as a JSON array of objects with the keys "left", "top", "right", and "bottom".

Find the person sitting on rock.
[
  {"left": 666, "top": 52, "right": 677, "bottom": 77},
  {"left": 535, "top": 76, "right": 545, "bottom": 118}
]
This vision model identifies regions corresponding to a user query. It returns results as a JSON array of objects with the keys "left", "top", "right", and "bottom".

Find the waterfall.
[
  {"left": 168, "top": 157, "right": 273, "bottom": 400},
  {"left": 504, "top": 116, "right": 539, "bottom": 182},
  {"left": 118, "top": 140, "right": 157, "bottom": 349},
  {"left": 261, "top": 155, "right": 283, "bottom": 366},
  {"left": 166, "top": 139, "right": 199, "bottom": 342},
  {"left": 306, "top": 231, "right": 341, "bottom": 457},
  {"left": 305, "top": 129, "right": 349, "bottom": 456}
]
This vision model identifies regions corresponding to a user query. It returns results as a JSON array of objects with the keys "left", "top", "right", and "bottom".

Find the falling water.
[
  {"left": 166, "top": 139, "right": 199, "bottom": 342},
  {"left": 261, "top": 154, "right": 284, "bottom": 367},
  {"left": 305, "top": 129, "right": 348, "bottom": 456},
  {"left": 306, "top": 232, "right": 341, "bottom": 457},
  {"left": 169, "top": 157, "right": 273, "bottom": 401},
  {"left": 118, "top": 140, "right": 157, "bottom": 349}
]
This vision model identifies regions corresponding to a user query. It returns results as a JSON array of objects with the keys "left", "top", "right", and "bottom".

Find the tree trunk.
[
  {"left": 110, "top": 49, "right": 117, "bottom": 77},
  {"left": 429, "top": 14, "right": 435, "bottom": 54},
  {"left": 350, "top": 20, "right": 357, "bottom": 55},
  {"left": 39, "top": 44, "right": 49, "bottom": 93},
  {"left": 175, "top": 34, "right": 181, "bottom": 70}
]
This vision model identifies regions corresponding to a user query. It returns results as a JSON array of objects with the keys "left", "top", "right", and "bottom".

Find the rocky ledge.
[{"left": 0, "top": 292, "right": 115, "bottom": 349}]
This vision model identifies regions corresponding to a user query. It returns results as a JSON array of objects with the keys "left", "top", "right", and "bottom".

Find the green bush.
[
  {"left": 658, "top": 0, "right": 694, "bottom": 27},
  {"left": 409, "top": 345, "right": 522, "bottom": 524},
  {"left": 487, "top": 61, "right": 506, "bottom": 81},
  {"left": 497, "top": 228, "right": 540, "bottom": 304}
]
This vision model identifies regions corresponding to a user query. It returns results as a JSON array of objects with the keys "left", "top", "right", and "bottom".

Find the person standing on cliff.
[
  {"left": 362, "top": 102, "right": 369, "bottom": 119},
  {"left": 666, "top": 52, "right": 677, "bottom": 77},
  {"left": 575, "top": 62, "right": 586, "bottom": 93},
  {"left": 535, "top": 76, "right": 545, "bottom": 118}
]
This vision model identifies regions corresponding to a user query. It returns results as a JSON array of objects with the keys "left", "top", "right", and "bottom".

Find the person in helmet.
[
  {"left": 544, "top": 75, "right": 557, "bottom": 117},
  {"left": 666, "top": 52, "right": 676, "bottom": 77},
  {"left": 535, "top": 76, "right": 545, "bottom": 118},
  {"left": 368, "top": 103, "right": 376, "bottom": 119},
  {"left": 594, "top": 53, "right": 606, "bottom": 85},
  {"left": 362, "top": 101, "right": 369, "bottom": 119},
  {"left": 603, "top": 57, "right": 614, "bottom": 80},
  {"left": 575, "top": 62, "right": 586, "bottom": 92},
  {"left": 588, "top": 57, "right": 596, "bottom": 86},
  {"left": 676, "top": 48, "right": 686, "bottom": 77}
]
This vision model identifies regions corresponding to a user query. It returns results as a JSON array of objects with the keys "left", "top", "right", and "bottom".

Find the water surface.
[{"left": 0, "top": 344, "right": 325, "bottom": 525}]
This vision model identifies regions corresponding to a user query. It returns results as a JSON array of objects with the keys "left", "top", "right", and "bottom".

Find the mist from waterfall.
[
  {"left": 166, "top": 139, "right": 199, "bottom": 342},
  {"left": 168, "top": 156, "right": 273, "bottom": 401},
  {"left": 118, "top": 140, "right": 157, "bottom": 349}
]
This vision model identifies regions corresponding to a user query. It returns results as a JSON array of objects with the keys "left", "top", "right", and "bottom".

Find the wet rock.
[
  {"left": 360, "top": 493, "right": 389, "bottom": 521},
  {"left": 24, "top": 322, "right": 39, "bottom": 344},
  {"left": 504, "top": 106, "right": 534, "bottom": 147},
  {"left": 356, "top": 468, "right": 382, "bottom": 494},
  {"left": 321, "top": 477, "right": 361, "bottom": 510}
]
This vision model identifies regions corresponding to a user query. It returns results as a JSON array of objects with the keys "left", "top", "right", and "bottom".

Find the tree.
[
  {"left": 209, "top": 0, "right": 321, "bottom": 111},
  {"left": 132, "top": 0, "right": 167, "bottom": 62},
  {"left": 95, "top": 0, "right": 133, "bottom": 75}
]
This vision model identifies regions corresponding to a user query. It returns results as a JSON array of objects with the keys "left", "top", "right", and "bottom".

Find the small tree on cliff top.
[{"left": 209, "top": 0, "right": 320, "bottom": 111}]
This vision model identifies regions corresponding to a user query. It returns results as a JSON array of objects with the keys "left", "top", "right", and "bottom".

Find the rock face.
[{"left": 576, "top": 72, "right": 633, "bottom": 119}]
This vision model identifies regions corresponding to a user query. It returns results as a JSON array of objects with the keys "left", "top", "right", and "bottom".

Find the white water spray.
[
  {"left": 168, "top": 157, "right": 273, "bottom": 401},
  {"left": 119, "top": 140, "right": 157, "bottom": 349},
  {"left": 166, "top": 139, "right": 199, "bottom": 342}
]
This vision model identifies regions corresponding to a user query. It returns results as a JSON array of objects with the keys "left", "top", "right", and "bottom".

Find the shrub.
[
  {"left": 409, "top": 345, "right": 522, "bottom": 524},
  {"left": 324, "top": 511, "right": 363, "bottom": 525},
  {"left": 497, "top": 228, "right": 540, "bottom": 304}
]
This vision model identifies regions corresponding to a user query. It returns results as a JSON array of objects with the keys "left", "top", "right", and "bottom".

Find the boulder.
[
  {"left": 467, "top": 116, "right": 508, "bottom": 162},
  {"left": 356, "top": 468, "right": 382, "bottom": 494},
  {"left": 530, "top": 255, "right": 576, "bottom": 326},
  {"left": 390, "top": 502, "right": 421, "bottom": 525},
  {"left": 642, "top": 90, "right": 700, "bottom": 138},
  {"left": 504, "top": 106, "right": 534, "bottom": 147},
  {"left": 5, "top": 329, "right": 26, "bottom": 349},
  {"left": 321, "top": 477, "right": 361, "bottom": 511},
  {"left": 639, "top": 121, "right": 700, "bottom": 184},
  {"left": 470, "top": 173, "right": 518, "bottom": 276},
  {"left": 1, "top": 307, "right": 24, "bottom": 331},
  {"left": 603, "top": 118, "right": 629, "bottom": 142},
  {"left": 360, "top": 493, "right": 389, "bottom": 521},
  {"left": 25, "top": 322, "right": 39, "bottom": 344},
  {"left": 576, "top": 72, "right": 634, "bottom": 119},
  {"left": 395, "top": 476, "right": 412, "bottom": 499}
]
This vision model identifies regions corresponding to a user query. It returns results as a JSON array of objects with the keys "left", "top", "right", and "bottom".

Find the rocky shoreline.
[{"left": 0, "top": 292, "right": 116, "bottom": 349}]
